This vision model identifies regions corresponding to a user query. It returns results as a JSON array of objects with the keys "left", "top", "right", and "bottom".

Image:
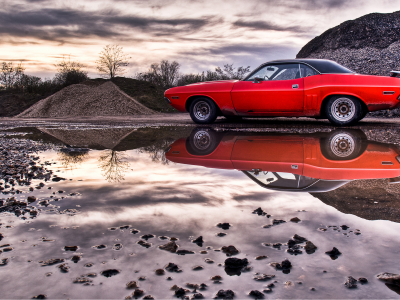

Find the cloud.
[{"left": 232, "top": 20, "right": 310, "bottom": 33}]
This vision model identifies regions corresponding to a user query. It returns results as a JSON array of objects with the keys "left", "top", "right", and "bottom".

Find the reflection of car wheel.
[
  {"left": 224, "top": 115, "right": 243, "bottom": 122},
  {"left": 326, "top": 96, "right": 363, "bottom": 126},
  {"left": 189, "top": 97, "right": 218, "bottom": 124},
  {"left": 186, "top": 128, "right": 223, "bottom": 156},
  {"left": 321, "top": 129, "right": 367, "bottom": 160}
]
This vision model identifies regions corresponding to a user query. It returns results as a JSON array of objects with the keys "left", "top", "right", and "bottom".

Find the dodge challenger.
[{"left": 164, "top": 59, "right": 400, "bottom": 126}]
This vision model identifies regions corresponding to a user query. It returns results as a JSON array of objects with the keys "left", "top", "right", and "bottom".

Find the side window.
[
  {"left": 300, "top": 65, "right": 318, "bottom": 77},
  {"left": 247, "top": 64, "right": 301, "bottom": 81},
  {"left": 247, "top": 65, "right": 278, "bottom": 81}
]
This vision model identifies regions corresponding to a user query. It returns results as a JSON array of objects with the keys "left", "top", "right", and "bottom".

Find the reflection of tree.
[
  {"left": 98, "top": 150, "right": 129, "bottom": 182},
  {"left": 137, "top": 140, "right": 171, "bottom": 165},
  {"left": 58, "top": 148, "right": 90, "bottom": 170}
]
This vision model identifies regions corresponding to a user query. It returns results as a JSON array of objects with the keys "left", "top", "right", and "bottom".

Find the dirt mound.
[
  {"left": 16, "top": 81, "right": 155, "bottom": 118},
  {"left": 297, "top": 11, "right": 400, "bottom": 76}
]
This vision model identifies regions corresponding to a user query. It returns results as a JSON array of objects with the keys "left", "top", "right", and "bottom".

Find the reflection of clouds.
[{"left": 98, "top": 150, "right": 130, "bottom": 183}]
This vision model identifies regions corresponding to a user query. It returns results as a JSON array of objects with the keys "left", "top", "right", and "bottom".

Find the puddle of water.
[{"left": 1, "top": 126, "right": 400, "bottom": 299}]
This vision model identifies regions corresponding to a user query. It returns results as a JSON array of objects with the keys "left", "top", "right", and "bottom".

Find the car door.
[{"left": 231, "top": 63, "right": 304, "bottom": 113}]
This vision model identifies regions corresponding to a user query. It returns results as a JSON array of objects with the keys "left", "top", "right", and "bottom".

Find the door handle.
[{"left": 292, "top": 84, "right": 299, "bottom": 89}]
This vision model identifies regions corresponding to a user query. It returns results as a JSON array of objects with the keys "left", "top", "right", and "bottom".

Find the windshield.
[{"left": 245, "top": 170, "right": 318, "bottom": 190}]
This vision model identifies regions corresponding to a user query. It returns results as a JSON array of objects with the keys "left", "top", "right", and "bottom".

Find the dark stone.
[
  {"left": 141, "top": 234, "right": 155, "bottom": 240},
  {"left": 293, "top": 234, "right": 307, "bottom": 243},
  {"left": 192, "top": 236, "right": 203, "bottom": 246},
  {"left": 272, "top": 219, "right": 286, "bottom": 225},
  {"left": 165, "top": 263, "right": 182, "bottom": 273},
  {"left": 205, "top": 258, "right": 214, "bottom": 264},
  {"left": 58, "top": 263, "right": 69, "bottom": 273},
  {"left": 130, "top": 229, "right": 140, "bottom": 234},
  {"left": 27, "top": 196, "right": 36, "bottom": 202},
  {"left": 100, "top": 269, "right": 120, "bottom": 277},
  {"left": 176, "top": 250, "right": 195, "bottom": 255},
  {"left": 126, "top": 281, "right": 139, "bottom": 289},
  {"left": 32, "top": 295, "right": 47, "bottom": 299},
  {"left": 253, "top": 274, "right": 275, "bottom": 281},
  {"left": 304, "top": 241, "right": 317, "bottom": 254},
  {"left": 143, "top": 296, "right": 154, "bottom": 299},
  {"left": 252, "top": 207, "right": 266, "bottom": 216},
  {"left": 345, "top": 276, "right": 358, "bottom": 288},
  {"left": 137, "top": 240, "right": 151, "bottom": 248},
  {"left": 358, "top": 277, "right": 368, "bottom": 284},
  {"left": 255, "top": 255, "right": 268, "bottom": 260},
  {"left": 290, "top": 217, "right": 301, "bottom": 223},
  {"left": 159, "top": 241, "right": 178, "bottom": 253},
  {"left": 192, "top": 265, "right": 204, "bottom": 271},
  {"left": 249, "top": 290, "right": 264, "bottom": 298},
  {"left": 216, "top": 233, "right": 226, "bottom": 237},
  {"left": 377, "top": 273, "right": 400, "bottom": 286},
  {"left": 155, "top": 269, "right": 165, "bottom": 275},
  {"left": 270, "top": 259, "right": 292, "bottom": 271},
  {"left": 41, "top": 258, "right": 65, "bottom": 266},
  {"left": 64, "top": 246, "right": 78, "bottom": 251},
  {"left": 71, "top": 255, "right": 81, "bottom": 263},
  {"left": 216, "top": 290, "right": 235, "bottom": 299},
  {"left": 175, "top": 288, "right": 186, "bottom": 297},
  {"left": 216, "top": 223, "right": 231, "bottom": 230},
  {"left": 93, "top": 244, "right": 106, "bottom": 249},
  {"left": 341, "top": 225, "right": 349, "bottom": 230},
  {"left": 192, "top": 293, "right": 204, "bottom": 299},
  {"left": 133, "top": 289, "right": 144, "bottom": 297},
  {"left": 325, "top": 247, "right": 342, "bottom": 259},
  {"left": 113, "top": 243, "right": 123, "bottom": 250},
  {"left": 224, "top": 257, "right": 248, "bottom": 269},
  {"left": 221, "top": 245, "right": 239, "bottom": 256}
]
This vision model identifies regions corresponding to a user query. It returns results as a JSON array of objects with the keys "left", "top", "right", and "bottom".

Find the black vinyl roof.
[{"left": 265, "top": 58, "right": 354, "bottom": 74}]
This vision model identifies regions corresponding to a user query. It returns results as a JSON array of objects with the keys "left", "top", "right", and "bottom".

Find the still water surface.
[{"left": 1, "top": 125, "right": 400, "bottom": 299}]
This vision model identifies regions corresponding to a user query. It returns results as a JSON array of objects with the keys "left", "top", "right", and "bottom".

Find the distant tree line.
[
  {"left": 1, "top": 44, "right": 251, "bottom": 95},
  {"left": 0, "top": 56, "right": 88, "bottom": 95}
]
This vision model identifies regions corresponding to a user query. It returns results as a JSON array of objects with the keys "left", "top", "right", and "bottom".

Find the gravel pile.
[
  {"left": 16, "top": 81, "right": 155, "bottom": 118},
  {"left": 297, "top": 11, "right": 400, "bottom": 118}
]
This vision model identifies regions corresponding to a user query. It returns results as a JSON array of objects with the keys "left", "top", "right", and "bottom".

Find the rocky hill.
[{"left": 297, "top": 11, "right": 400, "bottom": 76}]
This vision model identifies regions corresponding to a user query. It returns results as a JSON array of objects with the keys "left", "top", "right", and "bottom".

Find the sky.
[{"left": 1, "top": 0, "right": 400, "bottom": 79}]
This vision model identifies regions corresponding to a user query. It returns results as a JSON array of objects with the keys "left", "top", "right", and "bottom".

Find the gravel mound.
[
  {"left": 16, "top": 81, "right": 155, "bottom": 118},
  {"left": 297, "top": 11, "right": 400, "bottom": 118}
]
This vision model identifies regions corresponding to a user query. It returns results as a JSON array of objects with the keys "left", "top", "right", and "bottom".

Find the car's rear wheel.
[
  {"left": 320, "top": 129, "right": 367, "bottom": 160},
  {"left": 189, "top": 97, "right": 218, "bottom": 124},
  {"left": 326, "top": 96, "right": 363, "bottom": 126}
]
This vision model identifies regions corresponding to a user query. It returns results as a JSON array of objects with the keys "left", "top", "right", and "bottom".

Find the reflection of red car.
[
  {"left": 164, "top": 59, "right": 400, "bottom": 126},
  {"left": 166, "top": 128, "right": 400, "bottom": 192}
]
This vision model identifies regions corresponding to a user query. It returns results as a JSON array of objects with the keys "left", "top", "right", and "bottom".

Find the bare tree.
[
  {"left": 96, "top": 45, "right": 130, "bottom": 78},
  {"left": 98, "top": 150, "right": 129, "bottom": 182},
  {"left": 53, "top": 55, "right": 88, "bottom": 86},
  {"left": 215, "top": 64, "right": 251, "bottom": 80},
  {"left": 0, "top": 62, "right": 25, "bottom": 90},
  {"left": 135, "top": 60, "right": 180, "bottom": 88}
]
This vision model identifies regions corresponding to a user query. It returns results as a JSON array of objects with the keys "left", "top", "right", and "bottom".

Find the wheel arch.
[
  {"left": 319, "top": 94, "right": 368, "bottom": 118},
  {"left": 185, "top": 95, "right": 222, "bottom": 115}
]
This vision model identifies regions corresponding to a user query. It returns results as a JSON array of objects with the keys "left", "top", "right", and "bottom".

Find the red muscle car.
[
  {"left": 165, "top": 128, "right": 400, "bottom": 192},
  {"left": 164, "top": 59, "right": 400, "bottom": 126}
]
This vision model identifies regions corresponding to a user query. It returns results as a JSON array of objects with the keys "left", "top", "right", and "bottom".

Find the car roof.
[{"left": 258, "top": 58, "right": 354, "bottom": 74}]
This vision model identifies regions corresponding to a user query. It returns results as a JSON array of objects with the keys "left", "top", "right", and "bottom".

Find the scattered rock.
[
  {"left": 192, "top": 236, "right": 203, "bottom": 246},
  {"left": 249, "top": 290, "right": 264, "bottom": 298},
  {"left": 64, "top": 246, "right": 78, "bottom": 251},
  {"left": 0, "top": 258, "right": 9, "bottom": 266},
  {"left": 341, "top": 225, "right": 349, "bottom": 230},
  {"left": 211, "top": 275, "right": 222, "bottom": 281},
  {"left": 58, "top": 263, "right": 69, "bottom": 273},
  {"left": 221, "top": 245, "right": 239, "bottom": 256},
  {"left": 130, "top": 229, "right": 140, "bottom": 234},
  {"left": 155, "top": 269, "right": 165, "bottom": 275},
  {"left": 377, "top": 272, "right": 400, "bottom": 286},
  {"left": 32, "top": 295, "right": 47, "bottom": 299},
  {"left": 143, "top": 296, "right": 154, "bottom": 299},
  {"left": 304, "top": 241, "right": 318, "bottom": 254},
  {"left": 126, "top": 281, "right": 139, "bottom": 289},
  {"left": 137, "top": 240, "right": 151, "bottom": 248},
  {"left": 71, "top": 255, "right": 81, "bottom": 263},
  {"left": 100, "top": 269, "right": 120, "bottom": 277},
  {"left": 205, "top": 258, "right": 214, "bottom": 264},
  {"left": 255, "top": 255, "right": 268, "bottom": 260},
  {"left": 84, "top": 263, "right": 94, "bottom": 267},
  {"left": 41, "top": 258, "right": 65, "bottom": 266},
  {"left": 159, "top": 241, "right": 178, "bottom": 253},
  {"left": 113, "top": 243, "right": 123, "bottom": 250},
  {"left": 345, "top": 276, "right": 358, "bottom": 289},
  {"left": 138, "top": 276, "right": 146, "bottom": 281},
  {"left": 273, "top": 219, "right": 286, "bottom": 225},
  {"left": 191, "top": 293, "right": 204, "bottom": 299},
  {"left": 290, "top": 217, "right": 301, "bottom": 223},
  {"left": 176, "top": 250, "right": 195, "bottom": 255},
  {"left": 216, "top": 233, "right": 226, "bottom": 237},
  {"left": 216, "top": 223, "right": 231, "bottom": 230},
  {"left": 293, "top": 234, "right": 307, "bottom": 243},
  {"left": 253, "top": 274, "right": 275, "bottom": 281},
  {"left": 270, "top": 259, "right": 292, "bottom": 272},
  {"left": 175, "top": 288, "right": 186, "bottom": 297},
  {"left": 252, "top": 207, "right": 267, "bottom": 216},
  {"left": 141, "top": 234, "right": 155, "bottom": 240},
  {"left": 325, "top": 247, "right": 342, "bottom": 259},
  {"left": 133, "top": 289, "right": 144, "bottom": 297},
  {"left": 358, "top": 277, "right": 368, "bottom": 284},
  {"left": 224, "top": 258, "right": 249, "bottom": 276},
  {"left": 192, "top": 265, "right": 204, "bottom": 271},
  {"left": 215, "top": 290, "right": 234, "bottom": 299},
  {"left": 73, "top": 276, "right": 93, "bottom": 284},
  {"left": 165, "top": 263, "right": 182, "bottom": 273},
  {"left": 93, "top": 244, "right": 107, "bottom": 250}
]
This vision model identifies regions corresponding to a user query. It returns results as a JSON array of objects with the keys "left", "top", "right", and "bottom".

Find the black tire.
[
  {"left": 224, "top": 115, "right": 243, "bottom": 122},
  {"left": 189, "top": 97, "right": 218, "bottom": 124},
  {"left": 325, "top": 96, "right": 363, "bottom": 126},
  {"left": 186, "top": 127, "right": 223, "bottom": 156},
  {"left": 320, "top": 129, "right": 367, "bottom": 161}
]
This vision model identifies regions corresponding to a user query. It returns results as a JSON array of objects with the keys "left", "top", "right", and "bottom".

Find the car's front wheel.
[
  {"left": 326, "top": 96, "right": 363, "bottom": 126},
  {"left": 189, "top": 97, "right": 218, "bottom": 124}
]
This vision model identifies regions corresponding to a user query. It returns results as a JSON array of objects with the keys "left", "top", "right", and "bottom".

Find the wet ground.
[{"left": 2, "top": 119, "right": 400, "bottom": 299}]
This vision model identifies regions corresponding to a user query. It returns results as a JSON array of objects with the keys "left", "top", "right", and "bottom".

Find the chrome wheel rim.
[
  {"left": 331, "top": 98, "right": 355, "bottom": 122},
  {"left": 193, "top": 130, "right": 211, "bottom": 150},
  {"left": 330, "top": 133, "right": 355, "bottom": 157},
  {"left": 193, "top": 101, "right": 211, "bottom": 121}
]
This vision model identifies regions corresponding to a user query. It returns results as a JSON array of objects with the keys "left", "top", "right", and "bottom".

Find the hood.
[{"left": 185, "top": 79, "right": 238, "bottom": 86}]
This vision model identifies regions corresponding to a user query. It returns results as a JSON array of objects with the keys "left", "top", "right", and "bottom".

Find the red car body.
[
  {"left": 166, "top": 129, "right": 400, "bottom": 192},
  {"left": 164, "top": 59, "right": 400, "bottom": 124}
]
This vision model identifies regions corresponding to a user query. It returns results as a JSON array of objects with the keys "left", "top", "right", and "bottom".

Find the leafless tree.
[
  {"left": 96, "top": 45, "right": 130, "bottom": 78},
  {"left": 215, "top": 64, "right": 251, "bottom": 80},
  {"left": 98, "top": 150, "right": 129, "bottom": 182},
  {"left": 0, "top": 62, "right": 25, "bottom": 90},
  {"left": 53, "top": 55, "right": 88, "bottom": 86},
  {"left": 135, "top": 60, "right": 180, "bottom": 88}
]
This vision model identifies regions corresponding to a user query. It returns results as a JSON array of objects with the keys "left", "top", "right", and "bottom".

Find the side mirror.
[
  {"left": 253, "top": 76, "right": 263, "bottom": 83},
  {"left": 266, "top": 67, "right": 275, "bottom": 71}
]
